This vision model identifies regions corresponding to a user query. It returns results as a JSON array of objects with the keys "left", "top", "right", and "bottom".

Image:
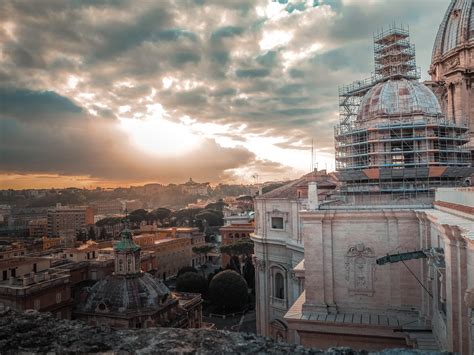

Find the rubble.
[{"left": 0, "top": 309, "right": 449, "bottom": 354}]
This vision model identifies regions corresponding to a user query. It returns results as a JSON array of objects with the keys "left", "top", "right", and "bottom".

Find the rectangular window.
[{"left": 271, "top": 217, "right": 284, "bottom": 230}]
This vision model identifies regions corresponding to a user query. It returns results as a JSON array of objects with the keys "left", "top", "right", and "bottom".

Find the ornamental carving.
[
  {"left": 255, "top": 259, "right": 266, "bottom": 271},
  {"left": 444, "top": 56, "right": 460, "bottom": 70},
  {"left": 344, "top": 242, "right": 376, "bottom": 296}
]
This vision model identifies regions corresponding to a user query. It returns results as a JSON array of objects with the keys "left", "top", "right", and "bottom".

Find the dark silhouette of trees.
[
  {"left": 87, "top": 226, "right": 96, "bottom": 241},
  {"left": 208, "top": 270, "right": 248, "bottom": 312},
  {"left": 99, "top": 227, "right": 108, "bottom": 240},
  {"left": 176, "top": 272, "right": 208, "bottom": 296},
  {"left": 177, "top": 266, "right": 198, "bottom": 278},
  {"left": 220, "top": 238, "right": 254, "bottom": 274}
]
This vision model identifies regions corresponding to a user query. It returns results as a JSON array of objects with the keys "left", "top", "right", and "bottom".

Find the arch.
[{"left": 275, "top": 272, "right": 284, "bottom": 299}]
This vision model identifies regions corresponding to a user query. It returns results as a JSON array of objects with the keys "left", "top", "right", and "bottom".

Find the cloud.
[
  {"left": 0, "top": 0, "right": 451, "bottom": 186},
  {"left": 0, "top": 88, "right": 83, "bottom": 122},
  {"left": 0, "top": 89, "right": 254, "bottom": 183}
]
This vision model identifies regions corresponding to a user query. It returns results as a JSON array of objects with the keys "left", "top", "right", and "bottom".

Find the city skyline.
[{"left": 0, "top": 0, "right": 448, "bottom": 189}]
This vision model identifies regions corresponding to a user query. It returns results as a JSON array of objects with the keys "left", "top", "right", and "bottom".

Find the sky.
[{"left": 0, "top": 0, "right": 449, "bottom": 189}]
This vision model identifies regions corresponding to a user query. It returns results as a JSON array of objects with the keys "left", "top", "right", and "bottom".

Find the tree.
[
  {"left": 242, "top": 257, "right": 255, "bottom": 290},
  {"left": 128, "top": 209, "right": 148, "bottom": 224},
  {"left": 195, "top": 210, "right": 223, "bottom": 227},
  {"left": 87, "top": 226, "right": 96, "bottom": 241},
  {"left": 176, "top": 272, "right": 208, "bottom": 295},
  {"left": 208, "top": 270, "right": 248, "bottom": 312},
  {"left": 99, "top": 227, "right": 108, "bottom": 240},
  {"left": 205, "top": 200, "right": 227, "bottom": 212},
  {"left": 153, "top": 208, "right": 172, "bottom": 221},
  {"left": 177, "top": 266, "right": 198, "bottom": 278},
  {"left": 220, "top": 239, "right": 254, "bottom": 273}
]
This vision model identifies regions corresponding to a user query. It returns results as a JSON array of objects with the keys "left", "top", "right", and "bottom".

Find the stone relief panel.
[{"left": 344, "top": 242, "right": 376, "bottom": 296}]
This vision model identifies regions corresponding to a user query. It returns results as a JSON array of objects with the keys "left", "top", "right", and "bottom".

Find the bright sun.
[{"left": 119, "top": 104, "right": 201, "bottom": 156}]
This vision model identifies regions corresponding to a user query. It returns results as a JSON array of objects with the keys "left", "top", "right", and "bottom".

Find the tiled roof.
[{"left": 260, "top": 171, "right": 339, "bottom": 199}]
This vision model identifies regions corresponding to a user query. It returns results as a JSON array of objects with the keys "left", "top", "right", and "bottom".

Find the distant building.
[
  {"left": 0, "top": 244, "right": 26, "bottom": 261},
  {"left": 0, "top": 257, "right": 72, "bottom": 319},
  {"left": 134, "top": 226, "right": 208, "bottom": 276},
  {"left": 47, "top": 204, "right": 94, "bottom": 237},
  {"left": 41, "top": 236, "right": 61, "bottom": 251},
  {"left": 219, "top": 212, "right": 255, "bottom": 268},
  {"left": 123, "top": 199, "right": 143, "bottom": 212},
  {"left": 75, "top": 221, "right": 202, "bottom": 329},
  {"left": 28, "top": 218, "right": 48, "bottom": 238},
  {"left": 90, "top": 199, "right": 123, "bottom": 216},
  {"left": 181, "top": 178, "right": 210, "bottom": 196}
]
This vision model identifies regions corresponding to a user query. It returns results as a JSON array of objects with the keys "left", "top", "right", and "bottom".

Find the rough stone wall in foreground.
[{"left": 0, "top": 310, "right": 449, "bottom": 354}]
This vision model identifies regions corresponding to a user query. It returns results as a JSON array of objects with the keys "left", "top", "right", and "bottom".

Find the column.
[{"left": 302, "top": 212, "right": 327, "bottom": 313}]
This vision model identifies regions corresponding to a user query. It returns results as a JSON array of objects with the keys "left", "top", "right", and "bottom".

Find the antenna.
[{"left": 311, "top": 138, "right": 314, "bottom": 172}]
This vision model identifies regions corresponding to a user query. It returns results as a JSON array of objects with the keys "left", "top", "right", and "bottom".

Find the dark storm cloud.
[
  {"left": 235, "top": 68, "right": 271, "bottom": 78},
  {"left": 0, "top": 0, "right": 450, "bottom": 182},
  {"left": 0, "top": 89, "right": 254, "bottom": 182},
  {"left": 0, "top": 88, "right": 83, "bottom": 122}
]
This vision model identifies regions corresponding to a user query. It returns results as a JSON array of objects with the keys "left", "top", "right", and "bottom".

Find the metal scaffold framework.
[{"left": 334, "top": 25, "right": 472, "bottom": 202}]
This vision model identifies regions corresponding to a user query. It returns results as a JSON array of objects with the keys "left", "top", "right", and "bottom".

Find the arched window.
[
  {"left": 275, "top": 273, "right": 284, "bottom": 299},
  {"left": 118, "top": 258, "right": 123, "bottom": 272}
]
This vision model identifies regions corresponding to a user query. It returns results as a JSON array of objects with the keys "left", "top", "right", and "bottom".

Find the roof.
[
  {"left": 259, "top": 171, "right": 339, "bottom": 199},
  {"left": 114, "top": 226, "right": 140, "bottom": 253},
  {"left": 78, "top": 273, "right": 172, "bottom": 315},
  {"left": 432, "top": 0, "right": 473, "bottom": 61},
  {"left": 358, "top": 79, "right": 441, "bottom": 121}
]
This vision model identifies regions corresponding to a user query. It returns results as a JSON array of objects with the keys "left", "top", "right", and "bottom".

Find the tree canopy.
[
  {"left": 220, "top": 238, "right": 254, "bottom": 257},
  {"left": 176, "top": 272, "right": 208, "bottom": 295},
  {"left": 177, "top": 266, "right": 198, "bottom": 278},
  {"left": 208, "top": 270, "right": 248, "bottom": 311}
]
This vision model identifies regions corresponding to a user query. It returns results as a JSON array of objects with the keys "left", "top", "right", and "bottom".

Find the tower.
[{"left": 113, "top": 218, "right": 141, "bottom": 275}]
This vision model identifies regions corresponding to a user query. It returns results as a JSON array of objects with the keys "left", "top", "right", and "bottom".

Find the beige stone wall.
[{"left": 302, "top": 209, "right": 421, "bottom": 315}]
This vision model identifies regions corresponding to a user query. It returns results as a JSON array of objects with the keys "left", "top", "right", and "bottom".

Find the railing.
[{"left": 1, "top": 269, "right": 70, "bottom": 288}]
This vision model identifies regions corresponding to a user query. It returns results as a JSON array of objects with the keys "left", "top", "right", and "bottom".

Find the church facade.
[{"left": 253, "top": 1, "right": 474, "bottom": 352}]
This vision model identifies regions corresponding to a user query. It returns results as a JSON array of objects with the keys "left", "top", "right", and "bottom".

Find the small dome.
[
  {"left": 432, "top": 0, "right": 473, "bottom": 61},
  {"left": 358, "top": 79, "right": 442, "bottom": 121},
  {"left": 79, "top": 273, "right": 171, "bottom": 314}
]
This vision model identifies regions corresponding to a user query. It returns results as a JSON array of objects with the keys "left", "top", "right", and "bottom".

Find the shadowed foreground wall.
[{"left": 0, "top": 309, "right": 451, "bottom": 354}]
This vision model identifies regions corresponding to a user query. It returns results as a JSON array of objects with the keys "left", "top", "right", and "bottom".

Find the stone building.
[
  {"left": 428, "top": 0, "right": 474, "bottom": 154},
  {"left": 252, "top": 169, "right": 338, "bottom": 341},
  {"left": 0, "top": 256, "right": 72, "bottom": 319},
  {"left": 253, "top": 2, "right": 474, "bottom": 352},
  {"left": 75, "top": 221, "right": 202, "bottom": 329},
  {"left": 283, "top": 187, "right": 474, "bottom": 353},
  {"left": 47, "top": 204, "right": 94, "bottom": 237},
  {"left": 219, "top": 222, "right": 254, "bottom": 268},
  {"left": 28, "top": 218, "right": 48, "bottom": 238}
]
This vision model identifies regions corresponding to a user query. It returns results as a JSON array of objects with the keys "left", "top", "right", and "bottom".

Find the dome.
[
  {"left": 432, "top": 0, "right": 473, "bottom": 61},
  {"left": 358, "top": 79, "right": 442, "bottom": 121},
  {"left": 79, "top": 273, "right": 172, "bottom": 314}
]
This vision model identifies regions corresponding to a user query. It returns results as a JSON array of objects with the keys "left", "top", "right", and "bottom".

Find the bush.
[
  {"left": 176, "top": 272, "right": 207, "bottom": 295},
  {"left": 208, "top": 270, "right": 248, "bottom": 312},
  {"left": 177, "top": 266, "right": 198, "bottom": 278}
]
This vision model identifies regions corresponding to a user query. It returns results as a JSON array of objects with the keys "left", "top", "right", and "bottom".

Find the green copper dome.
[{"left": 114, "top": 225, "right": 140, "bottom": 253}]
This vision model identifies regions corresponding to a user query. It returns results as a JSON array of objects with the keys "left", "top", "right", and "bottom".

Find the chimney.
[{"left": 307, "top": 182, "right": 319, "bottom": 210}]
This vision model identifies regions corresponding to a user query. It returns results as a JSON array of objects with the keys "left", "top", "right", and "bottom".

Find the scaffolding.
[{"left": 334, "top": 25, "right": 473, "bottom": 200}]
